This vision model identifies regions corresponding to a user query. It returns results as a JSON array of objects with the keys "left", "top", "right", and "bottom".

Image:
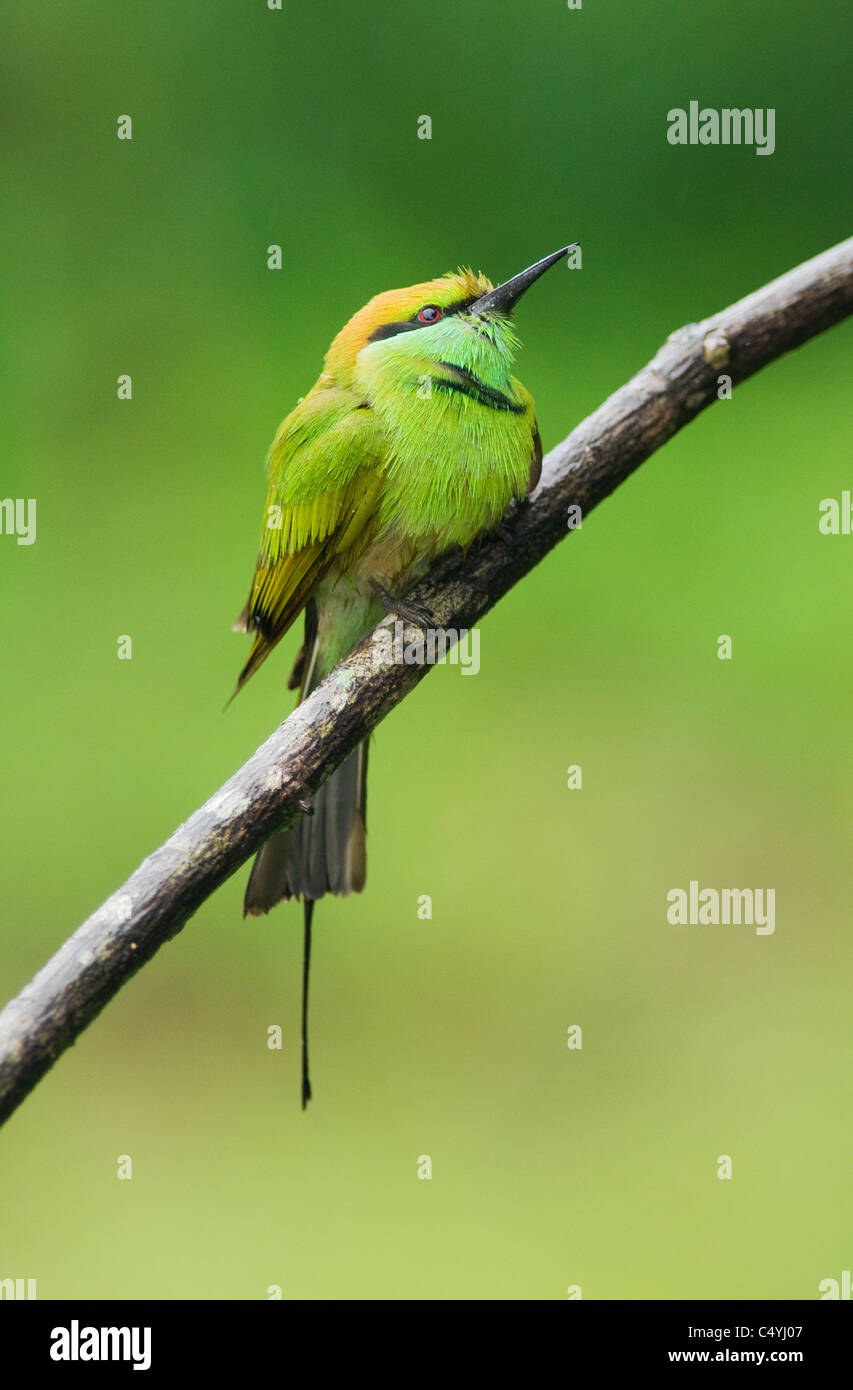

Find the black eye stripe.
[
  {"left": 413, "top": 296, "right": 476, "bottom": 323},
  {"left": 367, "top": 296, "right": 479, "bottom": 343},
  {"left": 367, "top": 320, "right": 421, "bottom": 343}
]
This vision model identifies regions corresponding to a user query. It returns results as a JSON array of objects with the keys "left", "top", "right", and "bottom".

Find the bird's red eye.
[{"left": 417, "top": 305, "right": 442, "bottom": 324}]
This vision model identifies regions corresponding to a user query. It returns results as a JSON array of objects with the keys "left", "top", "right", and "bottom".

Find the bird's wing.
[
  {"left": 233, "top": 388, "right": 384, "bottom": 691},
  {"left": 509, "top": 378, "right": 543, "bottom": 493},
  {"left": 529, "top": 422, "right": 543, "bottom": 493}
]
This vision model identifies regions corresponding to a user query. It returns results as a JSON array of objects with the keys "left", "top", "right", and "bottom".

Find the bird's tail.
[
  {"left": 300, "top": 899, "right": 313, "bottom": 1109},
  {"left": 243, "top": 601, "right": 370, "bottom": 1106},
  {"left": 243, "top": 592, "right": 372, "bottom": 914},
  {"left": 243, "top": 740, "right": 368, "bottom": 910}
]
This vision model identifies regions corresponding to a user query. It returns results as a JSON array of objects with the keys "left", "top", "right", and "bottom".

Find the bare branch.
[{"left": 2, "top": 236, "right": 852, "bottom": 1127}]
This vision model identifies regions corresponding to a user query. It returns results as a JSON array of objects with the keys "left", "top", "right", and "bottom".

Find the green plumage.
[{"left": 234, "top": 263, "right": 548, "bottom": 705}]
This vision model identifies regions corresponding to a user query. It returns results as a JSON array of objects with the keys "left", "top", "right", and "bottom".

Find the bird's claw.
[
  {"left": 370, "top": 579, "right": 434, "bottom": 629},
  {"left": 396, "top": 599, "right": 435, "bottom": 627}
]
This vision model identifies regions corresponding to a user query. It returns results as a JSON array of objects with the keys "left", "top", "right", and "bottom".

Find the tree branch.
[{"left": 2, "top": 236, "right": 852, "bottom": 1127}]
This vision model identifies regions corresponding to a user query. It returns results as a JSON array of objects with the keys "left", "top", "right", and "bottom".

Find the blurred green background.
[{"left": 2, "top": 0, "right": 852, "bottom": 1300}]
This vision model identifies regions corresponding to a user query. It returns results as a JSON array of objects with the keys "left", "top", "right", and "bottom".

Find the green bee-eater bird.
[{"left": 234, "top": 244, "right": 575, "bottom": 1105}]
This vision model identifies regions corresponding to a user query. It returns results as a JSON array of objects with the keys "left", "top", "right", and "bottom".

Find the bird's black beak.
[{"left": 467, "top": 244, "right": 578, "bottom": 317}]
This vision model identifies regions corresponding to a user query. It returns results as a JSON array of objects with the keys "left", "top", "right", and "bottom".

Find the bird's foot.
[{"left": 370, "top": 578, "right": 434, "bottom": 629}]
